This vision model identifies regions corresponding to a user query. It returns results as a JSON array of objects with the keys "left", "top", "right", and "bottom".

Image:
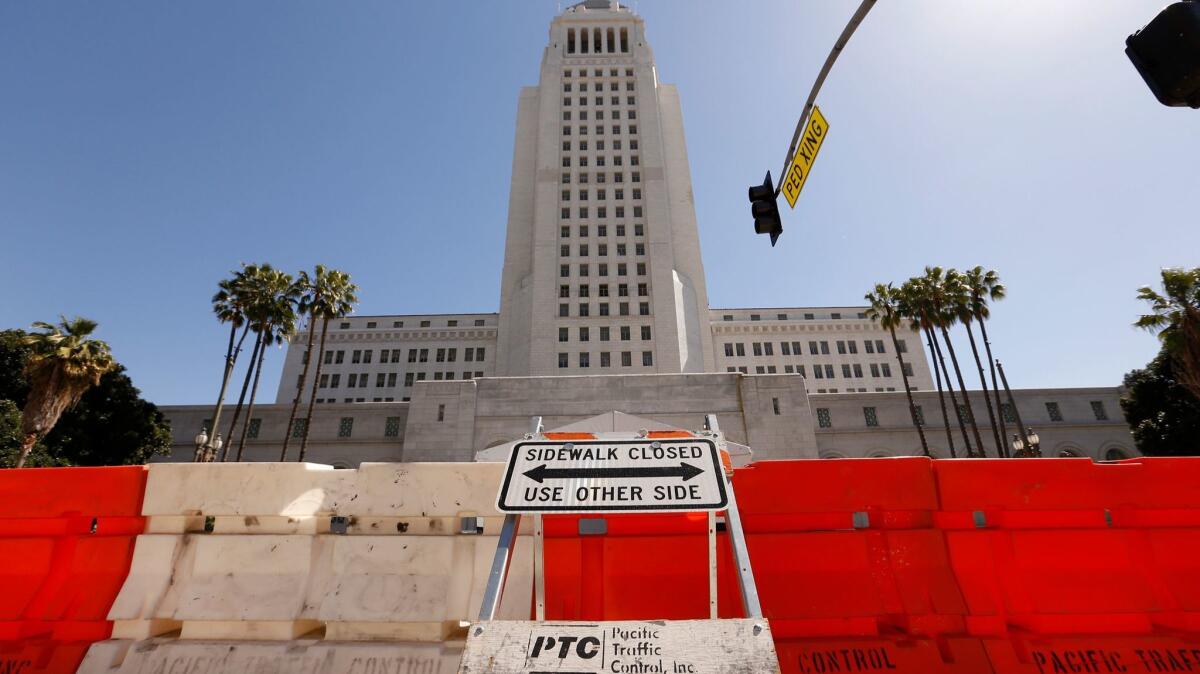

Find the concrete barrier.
[
  {"left": 80, "top": 462, "right": 530, "bottom": 673},
  {"left": 79, "top": 638, "right": 464, "bottom": 674}
]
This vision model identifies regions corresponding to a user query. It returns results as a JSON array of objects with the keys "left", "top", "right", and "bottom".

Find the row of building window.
[
  {"left": 312, "top": 347, "right": 487, "bottom": 365},
  {"left": 560, "top": 283, "right": 648, "bottom": 298},
  {"left": 723, "top": 339, "right": 901, "bottom": 358},
  {"left": 558, "top": 351, "right": 653, "bottom": 368},
  {"left": 565, "top": 27, "right": 631, "bottom": 55},
  {"left": 560, "top": 262, "right": 647, "bottom": 277},
  {"left": 562, "top": 206, "right": 641, "bottom": 218},
  {"left": 726, "top": 363, "right": 903, "bottom": 378},
  {"left": 562, "top": 124, "right": 638, "bottom": 136},
  {"left": 564, "top": 96, "right": 637, "bottom": 107},
  {"left": 559, "top": 325, "right": 651, "bottom": 342},
  {"left": 203, "top": 417, "right": 262, "bottom": 439},
  {"left": 561, "top": 224, "right": 643, "bottom": 238},
  {"left": 561, "top": 156, "right": 639, "bottom": 170},
  {"left": 558, "top": 302, "right": 650, "bottom": 317},
  {"left": 560, "top": 186, "right": 641, "bottom": 199},
  {"left": 284, "top": 416, "right": 403, "bottom": 439},
  {"left": 563, "top": 68, "right": 636, "bottom": 78},
  {"left": 721, "top": 312, "right": 866, "bottom": 322},
  {"left": 561, "top": 171, "right": 640, "bottom": 185},
  {"left": 563, "top": 80, "right": 635, "bottom": 92},
  {"left": 315, "top": 370, "right": 487, "bottom": 390},
  {"left": 559, "top": 243, "right": 645, "bottom": 257},
  {"left": 338, "top": 318, "right": 487, "bottom": 330},
  {"left": 812, "top": 400, "right": 1112, "bottom": 429}
]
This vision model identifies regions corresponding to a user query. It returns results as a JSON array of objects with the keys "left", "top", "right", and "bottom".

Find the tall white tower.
[{"left": 495, "top": 0, "right": 716, "bottom": 376}]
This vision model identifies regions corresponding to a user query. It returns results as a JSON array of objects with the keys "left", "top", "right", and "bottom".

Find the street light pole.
[
  {"left": 997, "top": 361, "right": 1035, "bottom": 458},
  {"left": 776, "top": 0, "right": 879, "bottom": 193}
]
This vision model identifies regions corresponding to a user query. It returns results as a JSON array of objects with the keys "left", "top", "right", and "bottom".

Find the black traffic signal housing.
[
  {"left": 1126, "top": 0, "right": 1200, "bottom": 108},
  {"left": 748, "top": 172, "right": 783, "bottom": 246}
]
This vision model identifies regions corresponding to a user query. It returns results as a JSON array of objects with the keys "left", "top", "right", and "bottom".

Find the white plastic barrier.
[{"left": 79, "top": 462, "right": 531, "bottom": 673}]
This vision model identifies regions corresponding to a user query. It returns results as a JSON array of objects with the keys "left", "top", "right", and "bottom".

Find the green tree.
[
  {"left": 0, "top": 400, "right": 65, "bottom": 468},
  {"left": 18, "top": 317, "right": 117, "bottom": 467},
  {"left": 0, "top": 331, "right": 171, "bottom": 467},
  {"left": 205, "top": 266, "right": 255, "bottom": 460},
  {"left": 865, "top": 283, "right": 930, "bottom": 456},
  {"left": 1121, "top": 349, "right": 1200, "bottom": 456},
  {"left": 217, "top": 264, "right": 294, "bottom": 461},
  {"left": 960, "top": 266, "right": 1007, "bottom": 457},
  {"left": 233, "top": 268, "right": 299, "bottom": 461},
  {"left": 281, "top": 265, "right": 359, "bottom": 462},
  {"left": 931, "top": 268, "right": 987, "bottom": 456},
  {"left": 37, "top": 365, "right": 172, "bottom": 465},
  {"left": 900, "top": 276, "right": 965, "bottom": 458},
  {"left": 1136, "top": 267, "right": 1200, "bottom": 402},
  {"left": 0, "top": 330, "right": 31, "bottom": 402}
]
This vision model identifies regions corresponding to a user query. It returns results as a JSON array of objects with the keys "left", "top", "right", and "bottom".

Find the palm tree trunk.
[
  {"left": 931, "top": 326, "right": 974, "bottom": 456},
  {"left": 939, "top": 325, "right": 985, "bottom": 457},
  {"left": 221, "top": 332, "right": 261, "bottom": 462},
  {"left": 977, "top": 316, "right": 1009, "bottom": 457},
  {"left": 208, "top": 323, "right": 249, "bottom": 457},
  {"left": 16, "top": 434, "right": 38, "bottom": 468},
  {"left": 924, "top": 326, "right": 956, "bottom": 458},
  {"left": 236, "top": 335, "right": 270, "bottom": 462},
  {"left": 17, "top": 368, "right": 79, "bottom": 468},
  {"left": 890, "top": 325, "right": 929, "bottom": 457},
  {"left": 965, "top": 322, "right": 1005, "bottom": 457},
  {"left": 298, "top": 318, "right": 330, "bottom": 462},
  {"left": 281, "top": 316, "right": 318, "bottom": 461}
]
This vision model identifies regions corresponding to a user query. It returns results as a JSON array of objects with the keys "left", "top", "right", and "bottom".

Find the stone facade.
[{"left": 160, "top": 376, "right": 1135, "bottom": 465}]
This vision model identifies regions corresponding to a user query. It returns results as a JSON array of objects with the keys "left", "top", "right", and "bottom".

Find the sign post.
[
  {"left": 781, "top": 105, "right": 830, "bottom": 209},
  {"left": 463, "top": 417, "right": 779, "bottom": 674}
]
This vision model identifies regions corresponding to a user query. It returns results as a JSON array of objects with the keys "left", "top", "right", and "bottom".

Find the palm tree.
[
  {"left": 962, "top": 266, "right": 1008, "bottom": 457},
  {"left": 922, "top": 267, "right": 987, "bottom": 456},
  {"left": 1136, "top": 267, "right": 1200, "bottom": 402},
  {"left": 298, "top": 268, "right": 358, "bottom": 462},
  {"left": 865, "top": 283, "right": 930, "bottom": 456},
  {"left": 213, "top": 264, "right": 272, "bottom": 462},
  {"left": 281, "top": 265, "right": 359, "bottom": 462},
  {"left": 17, "top": 317, "right": 117, "bottom": 468},
  {"left": 235, "top": 269, "right": 299, "bottom": 461},
  {"left": 205, "top": 268, "right": 254, "bottom": 460},
  {"left": 900, "top": 278, "right": 960, "bottom": 458}
]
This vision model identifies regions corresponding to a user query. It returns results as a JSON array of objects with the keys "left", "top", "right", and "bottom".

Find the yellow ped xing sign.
[{"left": 781, "top": 106, "right": 830, "bottom": 209}]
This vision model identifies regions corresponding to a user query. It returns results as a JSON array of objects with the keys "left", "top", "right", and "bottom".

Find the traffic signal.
[
  {"left": 748, "top": 171, "right": 783, "bottom": 246},
  {"left": 1126, "top": 0, "right": 1200, "bottom": 108}
]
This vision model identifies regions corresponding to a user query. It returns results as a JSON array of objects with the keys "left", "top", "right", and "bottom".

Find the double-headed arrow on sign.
[{"left": 524, "top": 462, "right": 705, "bottom": 484}]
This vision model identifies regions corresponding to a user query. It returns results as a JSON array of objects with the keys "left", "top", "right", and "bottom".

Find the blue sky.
[{"left": 1, "top": 1, "right": 1195, "bottom": 405}]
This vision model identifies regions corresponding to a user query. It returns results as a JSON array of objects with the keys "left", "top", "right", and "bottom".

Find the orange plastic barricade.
[
  {"left": 982, "top": 635, "right": 1200, "bottom": 674},
  {"left": 0, "top": 640, "right": 94, "bottom": 674},
  {"left": 733, "top": 458, "right": 968, "bottom": 638},
  {"left": 775, "top": 637, "right": 993, "bottom": 674},
  {"left": 933, "top": 458, "right": 1200, "bottom": 636},
  {"left": 0, "top": 466, "right": 147, "bottom": 674},
  {"left": 542, "top": 512, "right": 744, "bottom": 620}
]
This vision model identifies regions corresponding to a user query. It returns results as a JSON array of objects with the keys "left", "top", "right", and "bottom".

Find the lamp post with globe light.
[
  {"left": 193, "top": 427, "right": 223, "bottom": 463},
  {"left": 1011, "top": 428, "right": 1041, "bottom": 458}
]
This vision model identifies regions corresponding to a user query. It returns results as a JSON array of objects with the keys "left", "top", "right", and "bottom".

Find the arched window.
[
  {"left": 867, "top": 450, "right": 893, "bottom": 458},
  {"left": 1056, "top": 447, "right": 1085, "bottom": 458},
  {"left": 819, "top": 451, "right": 846, "bottom": 460},
  {"left": 1104, "top": 447, "right": 1131, "bottom": 461}
]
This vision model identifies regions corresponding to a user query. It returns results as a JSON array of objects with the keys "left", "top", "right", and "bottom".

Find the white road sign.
[
  {"left": 459, "top": 619, "right": 780, "bottom": 674},
  {"left": 497, "top": 438, "right": 728, "bottom": 513}
]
